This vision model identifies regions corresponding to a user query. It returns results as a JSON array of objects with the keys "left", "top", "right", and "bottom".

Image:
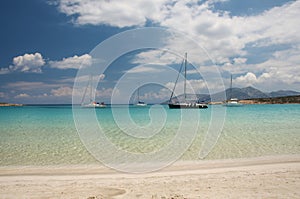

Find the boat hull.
[
  {"left": 81, "top": 102, "right": 106, "bottom": 108},
  {"left": 224, "top": 103, "right": 243, "bottom": 107},
  {"left": 168, "top": 103, "right": 208, "bottom": 109},
  {"left": 136, "top": 104, "right": 147, "bottom": 107},
  {"left": 82, "top": 105, "right": 106, "bottom": 108}
]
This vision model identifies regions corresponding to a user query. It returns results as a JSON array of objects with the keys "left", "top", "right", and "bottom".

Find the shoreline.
[
  {"left": 0, "top": 154, "right": 299, "bottom": 175},
  {"left": 0, "top": 103, "right": 23, "bottom": 107},
  {"left": 0, "top": 155, "right": 299, "bottom": 198}
]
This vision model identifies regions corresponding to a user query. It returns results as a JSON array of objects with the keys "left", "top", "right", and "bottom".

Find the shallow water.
[{"left": 0, "top": 104, "right": 299, "bottom": 166}]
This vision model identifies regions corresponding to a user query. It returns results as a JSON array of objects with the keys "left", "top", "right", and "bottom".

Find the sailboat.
[
  {"left": 168, "top": 53, "right": 208, "bottom": 109},
  {"left": 135, "top": 86, "right": 147, "bottom": 107},
  {"left": 224, "top": 74, "right": 243, "bottom": 107},
  {"left": 81, "top": 75, "right": 106, "bottom": 108}
]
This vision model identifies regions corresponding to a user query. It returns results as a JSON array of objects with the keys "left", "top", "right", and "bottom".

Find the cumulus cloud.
[
  {"left": 235, "top": 72, "right": 257, "bottom": 86},
  {"left": 116, "top": 0, "right": 300, "bottom": 89},
  {"left": 1, "top": 53, "right": 45, "bottom": 74},
  {"left": 56, "top": 0, "right": 170, "bottom": 27},
  {"left": 54, "top": 1, "right": 300, "bottom": 66},
  {"left": 1, "top": 53, "right": 95, "bottom": 75},
  {"left": 49, "top": 54, "right": 92, "bottom": 69}
]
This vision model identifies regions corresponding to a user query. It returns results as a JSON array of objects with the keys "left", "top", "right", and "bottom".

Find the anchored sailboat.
[
  {"left": 135, "top": 85, "right": 147, "bottom": 106},
  {"left": 168, "top": 53, "right": 208, "bottom": 109},
  {"left": 224, "top": 74, "right": 242, "bottom": 107},
  {"left": 81, "top": 75, "right": 106, "bottom": 108}
]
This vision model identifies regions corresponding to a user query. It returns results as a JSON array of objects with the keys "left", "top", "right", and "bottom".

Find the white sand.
[{"left": 0, "top": 155, "right": 299, "bottom": 199}]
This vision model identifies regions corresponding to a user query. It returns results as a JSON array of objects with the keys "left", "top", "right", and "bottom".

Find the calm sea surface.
[{"left": 0, "top": 104, "right": 299, "bottom": 166}]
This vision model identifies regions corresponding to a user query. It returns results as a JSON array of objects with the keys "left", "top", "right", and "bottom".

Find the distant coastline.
[
  {"left": 209, "top": 95, "right": 300, "bottom": 105},
  {"left": 2, "top": 95, "right": 300, "bottom": 106},
  {"left": 239, "top": 95, "right": 300, "bottom": 104},
  {"left": 0, "top": 102, "right": 23, "bottom": 107}
]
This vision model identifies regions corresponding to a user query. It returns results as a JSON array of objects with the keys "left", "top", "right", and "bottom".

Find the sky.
[{"left": 0, "top": 0, "right": 299, "bottom": 104}]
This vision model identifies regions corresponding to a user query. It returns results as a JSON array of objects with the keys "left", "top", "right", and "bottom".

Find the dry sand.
[{"left": 0, "top": 155, "right": 299, "bottom": 199}]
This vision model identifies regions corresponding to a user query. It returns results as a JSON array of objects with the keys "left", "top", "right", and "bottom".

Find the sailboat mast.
[
  {"left": 184, "top": 52, "right": 187, "bottom": 101},
  {"left": 90, "top": 75, "right": 93, "bottom": 102},
  {"left": 137, "top": 86, "right": 140, "bottom": 102},
  {"left": 230, "top": 74, "right": 232, "bottom": 100},
  {"left": 169, "top": 58, "right": 185, "bottom": 103}
]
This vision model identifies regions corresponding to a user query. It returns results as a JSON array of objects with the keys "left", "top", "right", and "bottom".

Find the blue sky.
[{"left": 0, "top": 0, "right": 299, "bottom": 104}]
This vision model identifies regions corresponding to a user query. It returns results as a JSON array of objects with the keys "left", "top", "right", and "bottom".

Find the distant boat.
[
  {"left": 135, "top": 85, "right": 147, "bottom": 107},
  {"left": 81, "top": 75, "right": 106, "bottom": 108},
  {"left": 83, "top": 101, "right": 106, "bottom": 108},
  {"left": 224, "top": 75, "right": 243, "bottom": 107},
  {"left": 168, "top": 53, "right": 208, "bottom": 109}
]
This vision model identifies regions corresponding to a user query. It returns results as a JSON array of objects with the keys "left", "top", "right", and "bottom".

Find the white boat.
[
  {"left": 136, "top": 101, "right": 147, "bottom": 106},
  {"left": 135, "top": 85, "right": 147, "bottom": 107},
  {"left": 81, "top": 75, "right": 106, "bottom": 108},
  {"left": 225, "top": 98, "right": 243, "bottom": 107},
  {"left": 224, "top": 75, "right": 243, "bottom": 107},
  {"left": 83, "top": 101, "right": 106, "bottom": 108},
  {"left": 168, "top": 53, "right": 208, "bottom": 109}
]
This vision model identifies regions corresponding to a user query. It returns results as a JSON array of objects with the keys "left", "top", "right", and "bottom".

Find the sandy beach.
[{"left": 0, "top": 155, "right": 299, "bottom": 199}]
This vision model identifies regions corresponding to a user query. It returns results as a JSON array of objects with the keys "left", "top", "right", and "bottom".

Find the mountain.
[
  {"left": 269, "top": 90, "right": 300, "bottom": 98},
  {"left": 163, "top": 86, "right": 300, "bottom": 103},
  {"left": 241, "top": 87, "right": 270, "bottom": 98},
  {"left": 202, "top": 86, "right": 269, "bottom": 102}
]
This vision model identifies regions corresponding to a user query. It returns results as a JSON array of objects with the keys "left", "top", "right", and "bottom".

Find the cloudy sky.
[{"left": 0, "top": 0, "right": 299, "bottom": 104}]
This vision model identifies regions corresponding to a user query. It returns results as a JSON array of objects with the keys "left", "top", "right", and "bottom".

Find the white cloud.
[
  {"left": 1, "top": 53, "right": 94, "bottom": 75},
  {"left": 122, "top": 1, "right": 299, "bottom": 79},
  {"left": 54, "top": 1, "right": 300, "bottom": 68},
  {"left": 57, "top": 0, "right": 170, "bottom": 27},
  {"left": 54, "top": 1, "right": 300, "bottom": 55},
  {"left": 132, "top": 50, "right": 182, "bottom": 65},
  {"left": 126, "top": 65, "right": 165, "bottom": 74},
  {"left": 235, "top": 72, "right": 257, "bottom": 86},
  {"left": 49, "top": 54, "right": 92, "bottom": 69},
  {"left": 233, "top": 58, "right": 247, "bottom": 65},
  {"left": 51, "top": 86, "right": 73, "bottom": 96},
  {"left": 15, "top": 93, "right": 30, "bottom": 98},
  {"left": 3, "top": 53, "right": 45, "bottom": 73}
]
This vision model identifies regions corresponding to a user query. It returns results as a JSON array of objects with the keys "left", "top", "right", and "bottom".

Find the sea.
[{"left": 0, "top": 104, "right": 299, "bottom": 166}]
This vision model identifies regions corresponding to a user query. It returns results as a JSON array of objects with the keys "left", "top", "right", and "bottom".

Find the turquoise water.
[{"left": 0, "top": 104, "right": 299, "bottom": 166}]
